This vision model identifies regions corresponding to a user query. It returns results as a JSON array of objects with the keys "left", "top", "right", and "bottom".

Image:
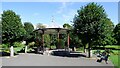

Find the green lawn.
[
  {"left": 105, "top": 45, "right": 120, "bottom": 50},
  {"left": 83, "top": 44, "right": 119, "bottom": 68},
  {"left": 92, "top": 49, "right": 119, "bottom": 68},
  {"left": 103, "top": 45, "right": 120, "bottom": 68},
  {"left": 109, "top": 53, "right": 119, "bottom": 68}
]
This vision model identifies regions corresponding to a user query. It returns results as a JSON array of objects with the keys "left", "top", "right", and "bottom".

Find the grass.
[
  {"left": 109, "top": 53, "right": 119, "bottom": 68},
  {"left": 76, "top": 47, "right": 84, "bottom": 52},
  {"left": 105, "top": 45, "right": 120, "bottom": 49},
  {"left": 92, "top": 49, "right": 119, "bottom": 68},
  {"left": 102, "top": 45, "right": 120, "bottom": 68}
]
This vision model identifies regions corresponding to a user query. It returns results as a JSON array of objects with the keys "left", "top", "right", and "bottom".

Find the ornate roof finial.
[{"left": 49, "top": 15, "right": 60, "bottom": 28}]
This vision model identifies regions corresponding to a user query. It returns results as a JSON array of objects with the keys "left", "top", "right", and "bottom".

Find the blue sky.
[{"left": 2, "top": 2, "right": 118, "bottom": 28}]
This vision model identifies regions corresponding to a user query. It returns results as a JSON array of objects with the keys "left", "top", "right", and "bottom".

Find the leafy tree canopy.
[
  {"left": 24, "top": 22, "right": 34, "bottom": 44},
  {"left": 73, "top": 2, "right": 114, "bottom": 46},
  {"left": 2, "top": 10, "right": 26, "bottom": 45},
  {"left": 24, "top": 22, "right": 34, "bottom": 33},
  {"left": 73, "top": 2, "right": 114, "bottom": 57},
  {"left": 63, "top": 23, "right": 72, "bottom": 29},
  {"left": 114, "top": 23, "right": 120, "bottom": 44},
  {"left": 36, "top": 23, "right": 46, "bottom": 29}
]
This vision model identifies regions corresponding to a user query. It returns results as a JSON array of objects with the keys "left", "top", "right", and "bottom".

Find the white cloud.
[
  {"left": 62, "top": 9, "right": 77, "bottom": 23},
  {"left": 57, "top": 2, "right": 67, "bottom": 14},
  {"left": 57, "top": 2, "right": 75, "bottom": 14},
  {"left": 56, "top": 2, "right": 76, "bottom": 23},
  {"left": 56, "top": 2, "right": 76, "bottom": 26},
  {"left": 33, "top": 13, "right": 39, "bottom": 16}
]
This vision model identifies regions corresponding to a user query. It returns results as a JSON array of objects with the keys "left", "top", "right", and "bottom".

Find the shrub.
[
  {"left": 27, "top": 42, "right": 35, "bottom": 52},
  {"left": 28, "top": 42, "right": 35, "bottom": 47},
  {"left": 0, "top": 44, "right": 10, "bottom": 53},
  {"left": 13, "top": 42, "right": 25, "bottom": 53}
]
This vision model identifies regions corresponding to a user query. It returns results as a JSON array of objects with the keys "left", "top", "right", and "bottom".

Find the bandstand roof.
[{"left": 34, "top": 28, "right": 70, "bottom": 34}]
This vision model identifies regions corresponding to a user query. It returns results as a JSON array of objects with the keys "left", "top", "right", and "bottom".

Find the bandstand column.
[
  {"left": 67, "top": 30, "right": 70, "bottom": 51},
  {"left": 57, "top": 28, "right": 60, "bottom": 49},
  {"left": 42, "top": 30, "right": 45, "bottom": 53}
]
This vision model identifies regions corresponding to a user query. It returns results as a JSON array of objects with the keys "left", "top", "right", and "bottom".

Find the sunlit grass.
[{"left": 109, "top": 53, "right": 119, "bottom": 68}]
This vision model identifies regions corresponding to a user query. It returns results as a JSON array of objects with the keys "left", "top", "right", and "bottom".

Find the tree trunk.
[
  {"left": 84, "top": 48, "right": 87, "bottom": 53},
  {"left": 10, "top": 46, "right": 14, "bottom": 57},
  {"left": 36, "top": 46, "right": 40, "bottom": 53},
  {"left": 50, "top": 45, "right": 51, "bottom": 50},
  {"left": 88, "top": 49, "right": 90, "bottom": 58},
  {"left": 88, "top": 43, "right": 91, "bottom": 58},
  {"left": 84, "top": 45, "right": 86, "bottom": 53},
  {"left": 72, "top": 47, "right": 76, "bottom": 51}
]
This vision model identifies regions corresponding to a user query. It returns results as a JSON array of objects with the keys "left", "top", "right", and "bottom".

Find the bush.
[
  {"left": 13, "top": 42, "right": 25, "bottom": 53},
  {"left": 0, "top": 44, "right": 10, "bottom": 53},
  {"left": 28, "top": 42, "right": 35, "bottom": 47},
  {"left": 55, "top": 39, "right": 65, "bottom": 49},
  {"left": 27, "top": 42, "right": 35, "bottom": 52},
  {"left": 14, "top": 42, "right": 24, "bottom": 47}
]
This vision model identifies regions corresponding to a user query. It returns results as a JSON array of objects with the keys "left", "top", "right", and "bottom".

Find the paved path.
[{"left": 1, "top": 53, "right": 114, "bottom": 66}]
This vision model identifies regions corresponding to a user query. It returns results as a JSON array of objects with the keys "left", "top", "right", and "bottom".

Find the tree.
[
  {"left": 49, "top": 34, "right": 57, "bottom": 49},
  {"left": 73, "top": 2, "right": 114, "bottom": 58},
  {"left": 44, "top": 34, "right": 50, "bottom": 48},
  {"left": 24, "top": 22, "right": 34, "bottom": 44},
  {"left": 63, "top": 23, "right": 72, "bottom": 29},
  {"left": 63, "top": 23, "right": 81, "bottom": 51},
  {"left": 2, "top": 10, "right": 26, "bottom": 56},
  {"left": 36, "top": 23, "right": 46, "bottom": 29},
  {"left": 24, "top": 22, "right": 34, "bottom": 53},
  {"left": 114, "top": 23, "right": 120, "bottom": 45},
  {"left": 2, "top": 10, "right": 26, "bottom": 44},
  {"left": 69, "top": 31, "right": 81, "bottom": 51},
  {"left": 92, "top": 18, "right": 116, "bottom": 48},
  {"left": 34, "top": 23, "right": 51, "bottom": 52},
  {"left": 0, "top": 21, "right": 2, "bottom": 44},
  {"left": 34, "top": 23, "right": 46, "bottom": 45}
]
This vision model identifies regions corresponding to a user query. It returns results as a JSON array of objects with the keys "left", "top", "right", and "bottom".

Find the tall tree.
[
  {"left": 2, "top": 10, "right": 26, "bottom": 44},
  {"left": 2, "top": 10, "right": 26, "bottom": 56},
  {"left": 73, "top": 2, "right": 114, "bottom": 57},
  {"left": 0, "top": 21, "right": 2, "bottom": 44},
  {"left": 114, "top": 23, "right": 120, "bottom": 45},
  {"left": 24, "top": 22, "right": 34, "bottom": 44},
  {"left": 24, "top": 22, "right": 34, "bottom": 53}
]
